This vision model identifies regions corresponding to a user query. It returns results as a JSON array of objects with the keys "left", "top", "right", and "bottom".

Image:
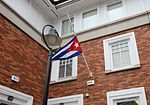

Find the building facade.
[
  {"left": 0, "top": 14, "right": 48, "bottom": 105},
  {"left": 0, "top": 0, "right": 150, "bottom": 105}
]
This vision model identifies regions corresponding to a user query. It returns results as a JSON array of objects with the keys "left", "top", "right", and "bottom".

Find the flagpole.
[
  {"left": 82, "top": 53, "right": 93, "bottom": 77},
  {"left": 67, "top": 13, "right": 76, "bottom": 34},
  {"left": 67, "top": 13, "right": 92, "bottom": 77}
]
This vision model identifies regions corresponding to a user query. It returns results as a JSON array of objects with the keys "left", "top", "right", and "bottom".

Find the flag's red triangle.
[{"left": 68, "top": 37, "right": 82, "bottom": 51}]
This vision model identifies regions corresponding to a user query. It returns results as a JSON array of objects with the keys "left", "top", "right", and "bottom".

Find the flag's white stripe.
[
  {"left": 52, "top": 41, "right": 73, "bottom": 58},
  {"left": 60, "top": 51, "right": 77, "bottom": 58}
]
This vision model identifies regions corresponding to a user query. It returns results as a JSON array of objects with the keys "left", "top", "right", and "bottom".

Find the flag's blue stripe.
[
  {"left": 52, "top": 35, "right": 82, "bottom": 60},
  {"left": 55, "top": 51, "right": 82, "bottom": 60},
  {"left": 52, "top": 50, "right": 68, "bottom": 60},
  {"left": 68, "top": 51, "right": 82, "bottom": 58}
]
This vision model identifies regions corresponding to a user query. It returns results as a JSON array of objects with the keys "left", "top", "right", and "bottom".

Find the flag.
[{"left": 52, "top": 35, "right": 82, "bottom": 60}]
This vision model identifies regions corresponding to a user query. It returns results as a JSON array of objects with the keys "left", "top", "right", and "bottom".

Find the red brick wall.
[
  {"left": 1, "top": 14, "right": 150, "bottom": 105},
  {"left": 49, "top": 24, "right": 150, "bottom": 105},
  {"left": 0, "top": 15, "right": 48, "bottom": 105}
]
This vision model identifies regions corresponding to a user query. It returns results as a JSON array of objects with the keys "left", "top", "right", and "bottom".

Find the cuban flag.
[{"left": 52, "top": 35, "right": 82, "bottom": 60}]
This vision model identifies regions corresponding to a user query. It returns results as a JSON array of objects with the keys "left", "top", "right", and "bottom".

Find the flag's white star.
[{"left": 74, "top": 42, "right": 79, "bottom": 48}]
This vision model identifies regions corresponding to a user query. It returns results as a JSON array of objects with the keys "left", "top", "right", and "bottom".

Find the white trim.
[
  {"left": 82, "top": 8, "right": 99, "bottom": 30},
  {"left": 0, "top": 1, "right": 48, "bottom": 50},
  {"left": 106, "top": 0, "right": 125, "bottom": 22},
  {"left": 50, "top": 57, "right": 78, "bottom": 84},
  {"left": 107, "top": 87, "right": 147, "bottom": 105},
  {"left": 48, "top": 94, "right": 83, "bottom": 105},
  {"left": 1, "top": 0, "right": 150, "bottom": 47},
  {"left": 0, "top": 85, "right": 33, "bottom": 105},
  {"left": 61, "top": 10, "right": 150, "bottom": 45},
  {"left": 1, "top": 0, "right": 150, "bottom": 48},
  {"left": 61, "top": 16, "right": 74, "bottom": 35},
  {"left": 103, "top": 32, "right": 140, "bottom": 73}
]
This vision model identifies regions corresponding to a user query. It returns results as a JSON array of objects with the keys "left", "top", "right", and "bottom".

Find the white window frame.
[
  {"left": 48, "top": 94, "right": 83, "bottom": 105},
  {"left": 105, "top": 0, "right": 127, "bottom": 22},
  {"left": 82, "top": 8, "right": 99, "bottom": 30},
  {"left": 61, "top": 17, "right": 74, "bottom": 35},
  {"left": 103, "top": 32, "right": 140, "bottom": 73},
  {"left": 58, "top": 58, "right": 73, "bottom": 79},
  {"left": 50, "top": 57, "right": 78, "bottom": 84},
  {"left": 0, "top": 85, "right": 33, "bottom": 105},
  {"left": 107, "top": 87, "right": 147, "bottom": 105}
]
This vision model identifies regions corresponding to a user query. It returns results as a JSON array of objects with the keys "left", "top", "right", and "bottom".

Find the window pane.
[
  {"left": 108, "top": 2, "right": 122, "bottom": 11},
  {"left": 107, "top": 2, "right": 123, "bottom": 21},
  {"left": 120, "top": 42, "right": 131, "bottom": 66},
  {"left": 112, "top": 44, "right": 121, "bottom": 68},
  {"left": 61, "top": 18, "right": 74, "bottom": 35},
  {"left": 111, "top": 40, "right": 131, "bottom": 69},
  {"left": 115, "top": 96, "right": 140, "bottom": 105},
  {"left": 83, "top": 9, "right": 97, "bottom": 18},
  {"left": 59, "top": 59, "right": 73, "bottom": 79},
  {"left": 112, "top": 52, "right": 121, "bottom": 68},
  {"left": 83, "top": 9, "right": 98, "bottom": 30},
  {"left": 59, "top": 65, "right": 65, "bottom": 78},
  {"left": 66, "top": 63, "right": 72, "bottom": 77},
  {"left": 117, "top": 101, "right": 139, "bottom": 105},
  {"left": 66, "top": 59, "right": 72, "bottom": 77},
  {"left": 121, "top": 50, "right": 131, "bottom": 66}
]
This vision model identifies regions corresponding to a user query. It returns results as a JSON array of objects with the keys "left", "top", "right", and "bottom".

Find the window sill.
[
  {"left": 50, "top": 76, "right": 77, "bottom": 84},
  {"left": 105, "top": 64, "right": 140, "bottom": 74}
]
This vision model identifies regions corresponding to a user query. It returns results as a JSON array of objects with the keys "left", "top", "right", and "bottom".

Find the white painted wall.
[
  {"left": 124, "top": 0, "right": 145, "bottom": 16},
  {"left": 3, "top": 0, "right": 51, "bottom": 33},
  {"left": 143, "top": 0, "right": 150, "bottom": 10},
  {"left": 53, "top": 18, "right": 62, "bottom": 36},
  {"left": 2, "top": 0, "right": 150, "bottom": 37},
  {"left": 39, "top": 14, "right": 53, "bottom": 32},
  {"left": 74, "top": 12, "right": 82, "bottom": 33},
  {"left": 1, "top": 0, "right": 149, "bottom": 48},
  {"left": 53, "top": 0, "right": 150, "bottom": 36},
  {"left": 0, "top": 85, "right": 33, "bottom": 105}
]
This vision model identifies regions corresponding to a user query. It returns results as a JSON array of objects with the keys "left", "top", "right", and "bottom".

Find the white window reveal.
[
  {"left": 0, "top": 85, "right": 33, "bottom": 105},
  {"left": 107, "top": 87, "right": 148, "bottom": 105},
  {"left": 61, "top": 18, "right": 74, "bottom": 35},
  {"left": 48, "top": 94, "right": 83, "bottom": 105},
  {"left": 51, "top": 57, "right": 77, "bottom": 84},
  {"left": 103, "top": 32, "right": 140, "bottom": 73},
  {"left": 107, "top": 1, "right": 123, "bottom": 21},
  {"left": 83, "top": 9, "right": 98, "bottom": 30}
]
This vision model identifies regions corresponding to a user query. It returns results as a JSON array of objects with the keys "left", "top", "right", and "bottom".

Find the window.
[
  {"left": 107, "top": 87, "right": 147, "bottom": 105},
  {"left": 111, "top": 39, "right": 131, "bottom": 68},
  {"left": 83, "top": 9, "right": 98, "bottom": 30},
  {"left": 48, "top": 94, "right": 83, "bottom": 105},
  {"left": 50, "top": 57, "right": 77, "bottom": 83},
  {"left": 61, "top": 18, "right": 74, "bottom": 35},
  {"left": 107, "top": 1, "right": 123, "bottom": 21},
  {"left": 59, "top": 59, "right": 73, "bottom": 79},
  {"left": 103, "top": 32, "right": 140, "bottom": 73}
]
